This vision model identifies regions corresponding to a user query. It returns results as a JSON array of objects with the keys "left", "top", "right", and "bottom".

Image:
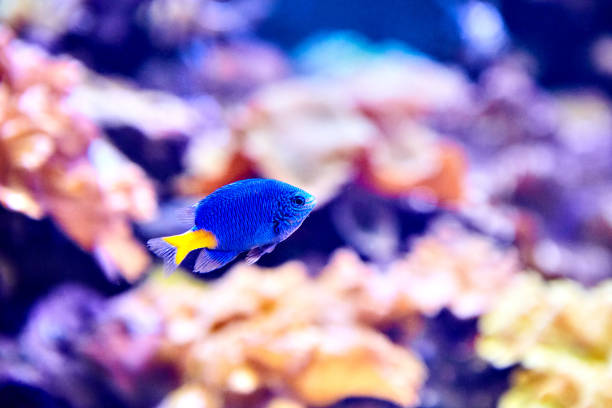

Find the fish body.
[{"left": 148, "top": 179, "right": 316, "bottom": 273}]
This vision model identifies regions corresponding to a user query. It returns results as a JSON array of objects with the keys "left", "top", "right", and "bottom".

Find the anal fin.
[
  {"left": 194, "top": 249, "right": 239, "bottom": 273},
  {"left": 245, "top": 243, "right": 277, "bottom": 265}
]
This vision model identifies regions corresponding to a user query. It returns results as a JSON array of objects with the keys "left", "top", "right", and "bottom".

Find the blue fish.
[{"left": 148, "top": 178, "right": 317, "bottom": 273}]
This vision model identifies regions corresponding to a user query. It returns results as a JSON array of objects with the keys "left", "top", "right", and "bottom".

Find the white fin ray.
[
  {"left": 194, "top": 249, "right": 238, "bottom": 273},
  {"left": 175, "top": 204, "right": 197, "bottom": 225},
  {"left": 245, "top": 243, "right": 277, "bottom": 265},
  {"left": 147, "top": 238, "right": 180, "bottom": 275}
]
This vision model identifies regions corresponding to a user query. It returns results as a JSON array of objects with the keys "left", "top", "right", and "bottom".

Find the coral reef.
[
  {"left": 0, "top": 28, "right": 156, "bottom": 280},
  {"left": 478, "top": 274, "right": 612, "bottom": 408}
]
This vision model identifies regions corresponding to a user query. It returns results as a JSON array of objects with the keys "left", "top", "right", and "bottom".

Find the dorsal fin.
[{"left": 175, "top": 204, "right": 197, "bottom": 225}]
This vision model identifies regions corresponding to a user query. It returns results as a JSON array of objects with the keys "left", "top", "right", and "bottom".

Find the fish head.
[{"left": 274, "top": 184, "right": 317, "bottom": 237}]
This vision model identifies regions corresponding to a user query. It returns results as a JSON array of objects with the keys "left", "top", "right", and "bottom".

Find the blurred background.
[{"left": 1, "top": 0, "right": 612, "bottom": 407}]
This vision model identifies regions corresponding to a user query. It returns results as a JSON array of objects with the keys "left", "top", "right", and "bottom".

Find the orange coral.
[
  {"left": 177, "top": 58, "right": 470, "bottom": 207},
  {"left": 90, "top": 217, "right": 518, "bottom": 406},
  {"left": 0, "top": 28, "right": 156, "bottom": 280},
  {"left": 236, "top": 78, "right": 377, "bottom": 205},
  {"left": 122, "top": 262, "right": 426, "bottom": 408},
  {"left": 362, "top": 123, "right": 467, "bottom": 206}
]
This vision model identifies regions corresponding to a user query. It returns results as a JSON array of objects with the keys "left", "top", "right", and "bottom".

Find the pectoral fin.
[{"left": 245, "top": 243, "right": 277, "bottom": 265}]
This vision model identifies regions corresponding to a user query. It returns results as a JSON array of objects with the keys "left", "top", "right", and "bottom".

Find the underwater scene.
[{"left": 1, "top": 0, "right": 612, "bottom": 407}]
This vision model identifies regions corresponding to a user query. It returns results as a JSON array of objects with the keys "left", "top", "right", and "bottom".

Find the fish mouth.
[{"left": 306, "top": 195, "right": 317, "bottom": 209}]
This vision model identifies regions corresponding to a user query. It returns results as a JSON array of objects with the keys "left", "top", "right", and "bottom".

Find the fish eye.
[{"left": 292, "top": 196, "right": 305, "bottom": 206}]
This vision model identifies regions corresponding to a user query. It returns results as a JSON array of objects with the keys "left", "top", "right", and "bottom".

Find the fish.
[{"left": 147, "top": 178, "right": 317, "bottom": 273}]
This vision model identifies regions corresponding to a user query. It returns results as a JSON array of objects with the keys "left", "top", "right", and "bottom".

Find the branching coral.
[
  {"left": 0, "top": 216, "right": 521, "bottom": 407},
  {"left": 180, "top": 58, "right": 469, "bottom": 207},
  {"left": 477, "top": 274, "right": 612, "bottom": 408},
  {"left": 143, "top": 0, "right": 274, "bottom": 46},
  {"left": 457, "top": 59, "right": 612, "bottom": 284},
  {"left": 69, "top": 74, "right": 222, "bottom": 139},
  {"left": 320, "top": 219, "right": 519, "bottom": 324},
  {"left": 0, "top": 28, "right": 156, "bottom": 280},
  {"left": 1, "top": 0, "right": 273, "bottom": 47},
  {"left": 102, "top": 264, "right": 426, "bottom": 408},
  {"left": 390, "top": 218, "right": 520, "bottom": 319},
  {"left": 237, "top": 78, "right": 377, "bottom": 205},
  {"left": 361, "top": 123, "right": 467, "bottom": 206},
  {"left": 92, "top": 219, "right": 517, "bottom": 407},
  {"left": 0, "top": 0, "right": 85, "bottom": 43}
]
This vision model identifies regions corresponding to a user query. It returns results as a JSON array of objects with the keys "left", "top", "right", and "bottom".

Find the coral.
[
  {"left": 69, "top": 74, "right": 222, "bottom": 139},
  {"left": 318, "top": 217, "right": 520, "bottom": 323},
  {"left": 143, "top": 0, "right": 274, "bottom": 46},
  {"left": 237, "top": 78, "right": 377, "bottom": 205},
  {"left": 390, "top": 218, "right": 520, "bottom": 319},
  {"left": 127, "top": 223, "right": 516, "bottom": 407},
  {"left": 361, "top": 122, "right": 466, "bottom": 206},
  {"left": 174, "top": 39, "right": 473, "bottom": 207},
  {"left": 0, "top": 28, "right": 156, "bottom": 280},
  {"left": 3, "top": 3, "right": 612, "bottom": 407},
  {"left": 129, "top": 263, "right": 426, "bottom": 407},
  {"left": 191, "top": 39, "right": 289, "bottom": 99},
  {"left": 477, "top": 274, "right": 612, "bottom": 408},
  {"left": 0, "top": 0, "right": 85, "bottom": 43}
]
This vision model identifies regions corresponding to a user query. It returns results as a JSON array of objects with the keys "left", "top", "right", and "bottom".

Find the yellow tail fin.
[
  {"left": 148, "top": 229, "right": 218, "bottom": 273},
  {"left": 162, "top": 229, "right": 218, "bottom": 264}
]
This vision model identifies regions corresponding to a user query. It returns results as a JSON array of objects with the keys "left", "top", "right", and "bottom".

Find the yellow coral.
[{"left": 477, "top": 274, "right": 612, "bottom": 408}]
